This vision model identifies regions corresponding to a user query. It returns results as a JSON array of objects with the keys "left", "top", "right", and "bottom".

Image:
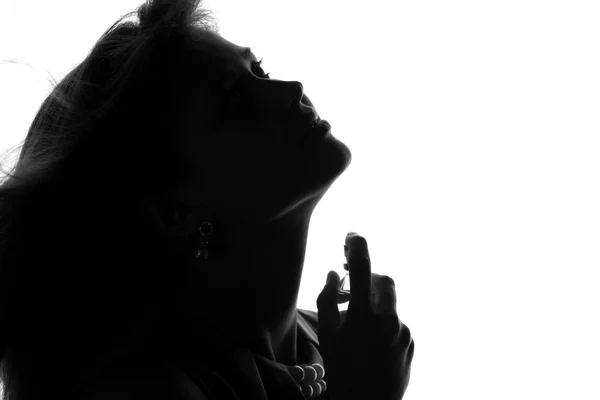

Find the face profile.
[{"left": 166, "top": 28, "right": 352, "bottom": 225}]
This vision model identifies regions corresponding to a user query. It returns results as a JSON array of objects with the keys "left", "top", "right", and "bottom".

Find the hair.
[{"left": 0, "top": 1, "right": 221, "bottom": 399}]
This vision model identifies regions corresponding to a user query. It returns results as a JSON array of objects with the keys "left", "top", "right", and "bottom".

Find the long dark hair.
[{"left": 0, "top": 1, "right": 219, "bottom": 399}]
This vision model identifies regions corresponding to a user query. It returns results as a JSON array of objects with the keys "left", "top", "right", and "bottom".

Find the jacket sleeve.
[{"left": 80, "top": 358, "right": 211, "bottom": 400}]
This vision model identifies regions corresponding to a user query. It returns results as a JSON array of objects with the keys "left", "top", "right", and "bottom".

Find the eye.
[{"left": 253, "top": 58, "right": 271, "bottom": 79}]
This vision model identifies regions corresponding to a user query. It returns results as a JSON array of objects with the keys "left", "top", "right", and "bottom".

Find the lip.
[
  {"left": 299, "top": 119, "right": 331, "bottom": 145},
  {"left": 303, "top": 112, "right": 320, "bottom": 127},
  {"left": 294, "top": 106, "right": 321, "bottom": 144}
]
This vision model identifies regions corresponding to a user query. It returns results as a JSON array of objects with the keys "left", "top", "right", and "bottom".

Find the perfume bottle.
[
  {"left": 338, "top": 262, "right": 351, "bottom": 295},
  {"left": 337, "top": 244, "right": 351, "bottom": 297}
]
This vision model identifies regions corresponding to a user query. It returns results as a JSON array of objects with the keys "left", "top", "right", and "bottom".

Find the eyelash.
[{"left": 253, "top": 58, "right": 271, "bottom": 79}]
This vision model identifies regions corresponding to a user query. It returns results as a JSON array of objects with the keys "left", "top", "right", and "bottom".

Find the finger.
[
  {"left": 398, "top": 324, "right": 412, "bottom": 350},
  {"left": 339, "top": 310, "right": 348, "bottom": 326},
  {"left": 345, "top": 233, "right": 372, "bottom": 316},
  {"left": 316, "top": 271, "right": 341, "bottom": 338},
  {"left": 372, "top": 273, "right": 397, "bottom": 314}
]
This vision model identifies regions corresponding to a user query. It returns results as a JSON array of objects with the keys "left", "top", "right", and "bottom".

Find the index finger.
[{"left": 345, "top": 233, "right": 372, "bottom": 316}]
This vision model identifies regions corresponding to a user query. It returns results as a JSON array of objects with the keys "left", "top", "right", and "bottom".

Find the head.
[
  {"left": 158, "top": 27, "right": 352, "bottom": 228},
  {"left": 0, "top": 0, "right": 350, "bottom": 399}
]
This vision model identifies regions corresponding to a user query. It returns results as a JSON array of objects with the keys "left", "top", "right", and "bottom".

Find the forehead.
[{"left": 189, "top": 29, "right": 252, "bottom": 86}]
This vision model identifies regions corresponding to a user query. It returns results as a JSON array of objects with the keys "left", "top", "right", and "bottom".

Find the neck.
[{"left": 168, "top": 201, "right": 314, "bottom": 367}]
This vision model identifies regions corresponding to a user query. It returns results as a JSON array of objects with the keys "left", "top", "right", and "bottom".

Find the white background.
[{"left": 1, "top": 1, "right": 599, "bottom": 399}]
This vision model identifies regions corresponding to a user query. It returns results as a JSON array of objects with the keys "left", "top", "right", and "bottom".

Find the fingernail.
[
  {"left": 344, "top": 245, "right": 348, "bottom": 258},
  {"left": 347, "top": 232, "right": 357, "bottom": 237}
]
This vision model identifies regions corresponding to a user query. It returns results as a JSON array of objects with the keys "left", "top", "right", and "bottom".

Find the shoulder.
[
  {"left": 298, "top": 308, "right": 319, "bottom": 330},
  {"left": 80, "top": 357, "right": 210, "bottom": 400}
]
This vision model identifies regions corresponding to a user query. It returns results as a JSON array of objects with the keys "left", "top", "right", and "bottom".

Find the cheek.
[
  {"left": 227, "top": 145, "right": 261, "bottom": 174},
  {"left": 224, "top": 143, "right": 286, "bottom": 187}
]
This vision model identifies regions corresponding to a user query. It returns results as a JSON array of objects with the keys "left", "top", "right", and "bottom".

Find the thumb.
[{"left": 317, "top": 271, "right": 341, "bottom": 341}]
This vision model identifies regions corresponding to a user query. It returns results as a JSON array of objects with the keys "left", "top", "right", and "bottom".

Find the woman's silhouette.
[{"left": 0, "top": 1, "right": 413, "bottom": 399}]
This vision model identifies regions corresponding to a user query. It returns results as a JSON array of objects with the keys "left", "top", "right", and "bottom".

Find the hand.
[{"left": 316, "top": 233, "right": 414, "bottom": 400}]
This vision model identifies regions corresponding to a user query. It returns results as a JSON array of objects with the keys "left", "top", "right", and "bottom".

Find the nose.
[
  {"left": 286, "top": 81, "right": 317, "bottom": 114},
  {"left": 289, "top": 81, "right": 305, "bottom": 109},
  {"left": 291, "top": 82, "right": 316, "bottom": 109},
  {"left": 266, "top": 80, "right": 317, "bottom": 120},
  {"left": 263, "top": 80, "right": 302, "bottom": 115}
]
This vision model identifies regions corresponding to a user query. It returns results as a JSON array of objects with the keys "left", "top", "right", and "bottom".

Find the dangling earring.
[
  {"left": 195, "top": 218, "right": 214, "bottom": 260},
  {"left": 140, "top": 195, "right": 217, "bottom": 261}
]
